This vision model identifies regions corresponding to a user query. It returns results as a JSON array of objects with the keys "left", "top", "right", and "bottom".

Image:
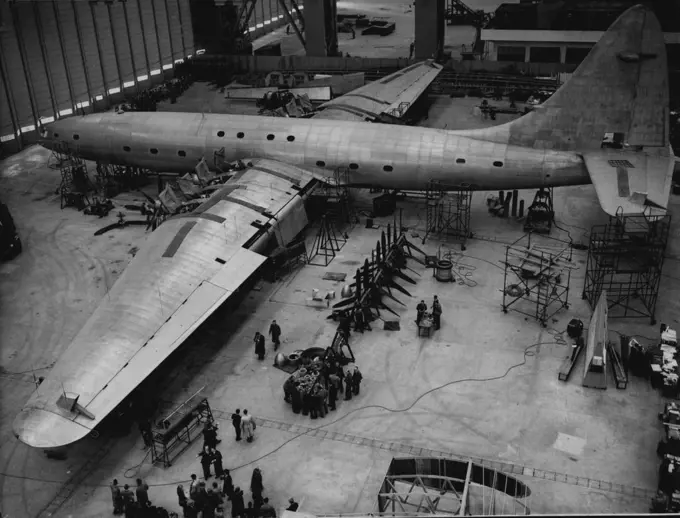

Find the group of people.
[
  {"left": 415, "top": 295, "right": 443, "bottom": 330},
  {"left": 179, "top": 467, "right": 300, "bottom": 517},
  {"left": 110, "top": 478, "right": 156, "bottom": 517},
  {"left": 254, "top": 321, "right": 282, "bottom": 360},
  {"left": 285, "top": 362, "right": 363, "bottom": 417},
  {"left": 230, "top": 409, "right": 257, "bottom": 443}
]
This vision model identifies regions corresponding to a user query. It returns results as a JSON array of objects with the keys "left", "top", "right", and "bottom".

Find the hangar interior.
[{"left": 1, "top": 1, "right": 680, "bottom": 517}]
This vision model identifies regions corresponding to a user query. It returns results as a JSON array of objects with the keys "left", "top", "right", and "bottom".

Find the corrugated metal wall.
[{"left": 0, "top": 0, "right": 196, "bottom": 157}]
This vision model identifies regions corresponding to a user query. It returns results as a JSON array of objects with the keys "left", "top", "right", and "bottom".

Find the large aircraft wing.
[
  {"left": 582, "top": 148, "right": 675, "bottom": 217},
  {"left": 312, "top": 60, "right": 443, "bottom": 122},
  {"left": 14, "top": 159, "right": 317, "bottom": 448}
]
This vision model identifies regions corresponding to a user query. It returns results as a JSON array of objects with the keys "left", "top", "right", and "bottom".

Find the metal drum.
[{"left": 435, "top": 260, "right": 453, "bottom": 282}]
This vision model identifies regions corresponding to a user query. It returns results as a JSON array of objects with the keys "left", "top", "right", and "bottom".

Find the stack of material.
[
  {"left": 259, "top": 92, "right": 314, "bottom": 117},
  {"left": 650, "top": 326, "right": 679, "bottom": 395}
]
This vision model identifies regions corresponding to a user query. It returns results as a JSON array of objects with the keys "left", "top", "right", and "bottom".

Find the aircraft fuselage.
[{"left": 41, "top": 112, "right": 591, "bottom": 190}]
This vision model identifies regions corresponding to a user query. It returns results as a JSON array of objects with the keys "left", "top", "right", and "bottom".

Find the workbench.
[{"left": 418, "top": 314, "right": 433, "bottom": 338}]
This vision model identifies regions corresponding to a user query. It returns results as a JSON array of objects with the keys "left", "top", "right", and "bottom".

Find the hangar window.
[
  {"left": 456, "top": 158, "right": 466, "bottom": 164},
  {"left": 53, "top": 133, "right": 59, "bottom": 138},
  {"left": 529, "top": 46, "right": 561, "bottom": 64},
  {"left": 287, "top": 135, "right": 295, "bottom": 142},
  {"left": 493, "top": 161, "right": 503, "bottom": 167},
  {"left": 217, "top": 130, "right": 225, "bottom": 137},
  {"left": 497, "top": 46, "right": 526, "bottom": 62},
  {"left": 73, "top": 134, "right": 80, "bottom": 141},
  {"left": 267, "top": 134, "right": 275, "bottom": 140},
  {"left": 150, "top": 148, "right": 158, "bottom": 155},
  {"left": 316, "top": 160, "right": 326, "bottom": 167},
  {"left": 383, "top": 165, "right": 393, "bottom": 172},
  {"left": 349, "top": 163, "right": 359, "bottom": 170},
  {"left": 123, "top": 145, "right": 131, "bottom": 152},
  {"left": 565, "top": 47, "right": 592, "bottom": 65},
  {"left": 237, "top": 132, "right": 245, "bottom": 139},
  {"left": 178, "top": 150, "right": 186, "bottom": 157}
]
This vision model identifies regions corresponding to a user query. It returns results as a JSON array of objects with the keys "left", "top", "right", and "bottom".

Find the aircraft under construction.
[{"left": 14, "top": 4, "right": 674, "bottom": 448}]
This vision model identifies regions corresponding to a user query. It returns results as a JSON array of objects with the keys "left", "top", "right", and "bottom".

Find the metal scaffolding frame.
[
  {"left": 582, "top": 211, "right": 671, "bottom": 324},
  {"left": 56, "top": 142, "right": 95, "bottom": 210},
  {"left": 307, "top": 214, "right": 345, "bottom": 267},
  {"left": 318, "top": 166, "right": 355, "bottom": 228},
  {"left": 502, "top": 232, "right": 573, "bottom": 327},
  {"left": 422, "top": 179, "right": 473, "bottom": 250},
  {"left": 377, "top": 457, "right": 530, "bottom": 516}
]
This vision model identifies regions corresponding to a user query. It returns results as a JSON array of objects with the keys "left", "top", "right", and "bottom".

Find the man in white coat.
[{"left": 240, "top": 409, "right": 256, "bottom": 443}]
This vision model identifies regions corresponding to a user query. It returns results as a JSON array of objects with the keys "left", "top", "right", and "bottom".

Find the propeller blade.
[
  {"left": 403, "top": 239, "right": 426, "bottom": 257},
  {"left": 386, "top": 224, "right": 392, "bottom": 248},
  {"left": 392, "top": 268, "right": 417, "bottom": 285},
  {"left": 379, "top": 288, "right": 406, "bottom": 307},
  {"left": 333, "top": 297, "right": 356, "bottom": 309},
  {"left": 381, "top": 231, "right": 387, "bottom": 255},
  {"left": 375, "top": 241, "right": 381, "bottom": 264},
  {"left": 378, "top": 302, "right": 400, "bottom": 317},
  {"left": 387, "top": 279, "right": 412, "bottom": 297}
]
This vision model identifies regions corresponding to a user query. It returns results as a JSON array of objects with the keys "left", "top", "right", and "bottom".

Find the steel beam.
[
  {"left": 106, "top": 1, "right": 124, "bottom": 89},
  {"left": 52, "top": 0, "right": 78, "bottom": 111},
  {"left": 71, "top": 0, "right": 94, "bottom": 107},
  {"left": 121, "top": 0, "right": 140, "bottom": 92},
  {"left": 162, "top": 0, "right": 175, "bottom": 60},
  {"left": 33, "top": 2, "right": 59, "bottom": 117},
  {"left": 9, "top": 4, "right": 40, "bottom": 130},
  {"left": 174, "top": 0, "right": 187, "bottom": 56},
  {"left": 458, "top": 461, "right": 473, "bottom": 516},
  {"left": 90, "top": 2, "right": 110, "bottom": 103},
  {"left": 150, "top": 0, "right": 165, "bottom": 69},
  {"left": 278, "top": 0, "right": 305, "bottom": 47},
  {"left": 0, "top": 36, "right": 22, "bottom": 147},
  {"left": 135, "top": 0, "right": 151, "bottom": 74}
]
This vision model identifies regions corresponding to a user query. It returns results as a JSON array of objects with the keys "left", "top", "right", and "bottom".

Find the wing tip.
[{"left": 13, "top": 407, "right": 92, "bottom": 449}]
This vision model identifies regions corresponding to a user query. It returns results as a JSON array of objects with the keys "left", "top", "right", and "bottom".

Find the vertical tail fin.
[{"left": 465, "top": 4, "right": 669, "bottom": 152}]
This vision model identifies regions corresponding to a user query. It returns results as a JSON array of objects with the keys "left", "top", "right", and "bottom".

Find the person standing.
[
  {"left": 352, "top": 366, "right": 363, "bottom": 396},
  {"left": 231, "top": 409, "right": 242, "bottom": 441},
  {"left": 222, "top": 469, "right": 235, "bottom": 500},
  {"left": 212, "top": 447, "right": 224, "bottom": 478},
  {"left": 254, "top": 332, "right": 266, "bottom": 360},
  {"left": 177, "top": 484, "right": 188, "bottom": 515},
  {"left": 344, "top": 370, "right": 353, "bottom": 401},
  {"left": 121, "top": 484, "right": 135, "bottom": 511},
  {"left": 138, "top": 420, "right": 153, "bottom": 448},
  {"left": 286, "top": 498, "right": 299, "bottom": 511},
  {"left": 250, "top": 467, "right": 264, "bottom": 505},
  {"left": 110, "top": 479, "right": 123, "bottom": 514},
  {"left": 232, "top": 488, "right": 245, "bottom": 518},
  {"left": 328, "top": 373, "right": 339, "bottom": 411},
  {"left": 318, "top": 385, "right": 328, "bottom": 417},
  {"left": 241, "top": 409, "right": 256, "bottom": 442},
  {"left": 199, "top": 444, "right": 213, "bottom": 479},
  {"left": 432, "top": 296, "right": 442, "bottom": 330},
  {"left": 135, "top": 478, "right": 150, "bottom": 507},
  {"left": 338, "top": 312, "right": 351, "bottom": 341},
  {"left": 189, "top": 474, "right": 199, "bottom": 501},
  {"left": 268, "top": 320, "right": 281, "bottom": 350},
  {"left": 416, "top": 300, "right": 427, "bottom": 325}
]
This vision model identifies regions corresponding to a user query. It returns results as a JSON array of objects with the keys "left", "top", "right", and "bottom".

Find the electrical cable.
[{"left": 0, "top": 340, "right": 552, "bottom": 489}]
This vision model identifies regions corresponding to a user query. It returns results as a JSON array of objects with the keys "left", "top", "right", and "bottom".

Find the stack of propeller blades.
[{"left": 332, "top": 222, "right": 426, "bottom": 318}]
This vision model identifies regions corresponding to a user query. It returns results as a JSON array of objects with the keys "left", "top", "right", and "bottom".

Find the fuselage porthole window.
[
  {"left": 349, "top": 163, "right": 359, "bottom": 170},
  {"left": 178, "top": 150, "right": 186, "bottom": 157},
  {"left": 150, "top": 148, "right": 158, "bottom": 155},
  {"left": 237, "top": 132, "right": 245, "bottom": 139},
  {"left": 267, "top": 134, "right": 275, "bottom": 141},
  {"left": 287, "top": 135, "right": 295, "bottom": 142},
  {"left": 383, "top": 165, "right": 393, "bottom": 172},
  {"left": 54, "top": 133, "right": 59, "bottom": 138},
  {"left": 123, "top": 145, "right": 131, "bottom": 152},
  {"left": 493, "top": 161, "right": 503, "bottom": 167},
  {"left": 217, "top": 131, "right": 225, "bottom": 137},
  {"left": 456, "top": 158, "right": 465, "bottom": 164},
  {"left": 316, "top": 160, "right": 326, "bottom": 167},
  {"left": 73, "top": 134, "right": 80, "bottom": 141}
]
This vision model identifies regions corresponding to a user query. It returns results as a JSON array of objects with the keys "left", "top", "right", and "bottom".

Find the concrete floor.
[{"left": 3, "top": 32, "right": 680, "bottom": 518}]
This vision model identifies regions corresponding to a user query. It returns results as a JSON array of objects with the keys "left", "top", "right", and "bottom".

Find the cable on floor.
[{"left": 0, "top": 340, "right": 551, "bottom": 489}]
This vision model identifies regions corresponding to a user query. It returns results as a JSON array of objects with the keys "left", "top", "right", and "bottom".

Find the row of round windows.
[{"left": 65, "top": 131, "right": 504, "bottom": 168}]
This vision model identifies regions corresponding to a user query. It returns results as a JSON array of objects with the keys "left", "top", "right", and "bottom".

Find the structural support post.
[
  {"left": 121, "top": 1, "right": 140, "bottom": 92},
  {"left": 135, "top": 0, "right": 152, "bottom": 76},
  {"left": 106, "top": 2, "right": 124, "bottom": 90},
  {"left": 9, "top": 4, "right": 40, "bottom": 132},
  {"left": 33, "top": 2, "right": 59, "bottom": 118},
  {"left": 458, "top": 461, "right": 473, "bottom": 516},
  {"left": 90, "top": 2, "right": 110, "bottom": 101},
  {"left": 278, "top": 0, "right": 306, "bottom": 48},
  {"left": 162, "top": 0, "right": 176, "bottom": 60},
  {"left": 71, "top": 0, "right": 94, "bottom": 109},
  {"left": 0, "top": 40, "right": 22, "bottom": 148},
  {"left": 53, "top": 1, "right": 78, "bottom": 111}
]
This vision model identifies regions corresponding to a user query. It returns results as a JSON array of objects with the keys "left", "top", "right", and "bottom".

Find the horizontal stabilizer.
[{"left": 582, "top": 149, "right": 674, "bottom": 216}]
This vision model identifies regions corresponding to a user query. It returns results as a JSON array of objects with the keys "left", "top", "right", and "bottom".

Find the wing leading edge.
[
  {"left": 583, "top": 148, "right": 675, "bottom": 217},
  {"left": 14, "top": 160, "right": 317, "bottom": 448},
  {"left": 312, "top": 60, "right": 443, "bottom": 122}
]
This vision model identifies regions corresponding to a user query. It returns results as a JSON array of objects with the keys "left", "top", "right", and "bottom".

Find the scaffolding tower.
[
  {"left": 582, "top": 211, "right": 671, "bottom": 324},
  {"left": 320, "top": 167, "right": 355, "bottom": 228},
  {"left": 307, "top": 215, "right": 345, "bottom": 267},
  {"left": 502, "top": 232, "right": 573, "bottom": 327},
  {"left": 57, "top": 143, "right": 95, "bottom": 210},
  {"left": 423, "top": 179, "right": 473, "bottom": 250}
]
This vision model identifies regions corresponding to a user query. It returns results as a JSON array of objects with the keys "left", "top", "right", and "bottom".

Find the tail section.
[{"left": 463, "top": 4, "right": 669, "bottom": 152}]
